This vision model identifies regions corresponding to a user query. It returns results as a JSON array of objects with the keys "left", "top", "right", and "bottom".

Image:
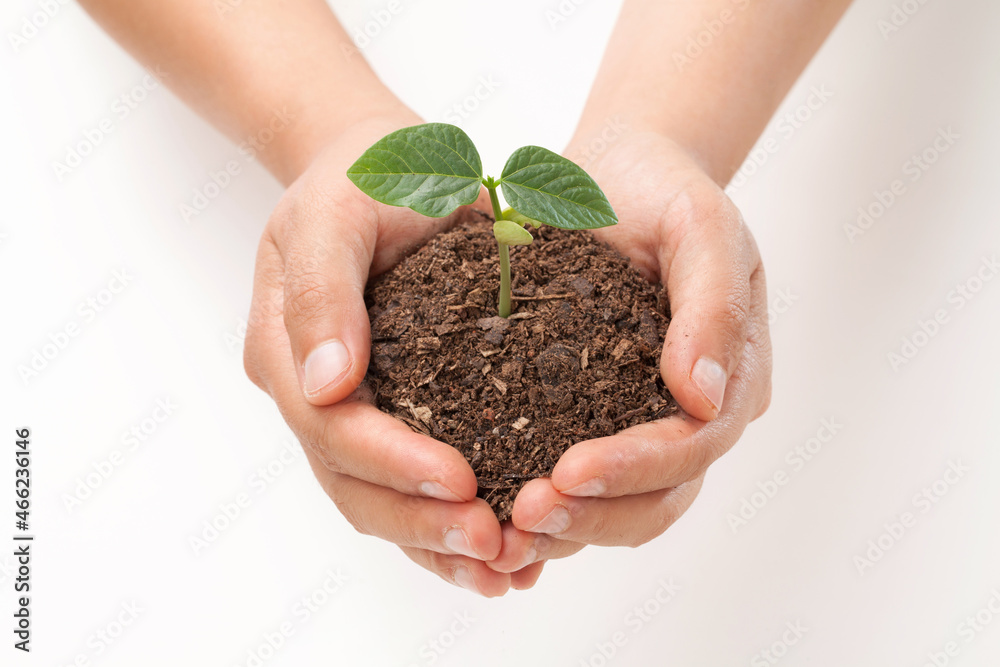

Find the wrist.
[
  {"left": 567, "top": 0, "right": 852, "bottom": 188},
  {"left": 566, "top": 111, "right": 721, "bottom": 185},
  {"left": 263, "top": 88, "right": 420, "bottom": 186}
]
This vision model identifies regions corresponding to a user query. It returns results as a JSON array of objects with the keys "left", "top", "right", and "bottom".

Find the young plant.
[{"left": 347, "top": 123, "right": 617, "bottom": 317}]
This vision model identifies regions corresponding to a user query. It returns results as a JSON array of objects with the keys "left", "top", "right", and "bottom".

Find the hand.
[
  {"left": 487, "top": 129, "right": 772, "bottom": 573},
  {"left": 242, "top": 114, "right": 543, "bottom": 596}
]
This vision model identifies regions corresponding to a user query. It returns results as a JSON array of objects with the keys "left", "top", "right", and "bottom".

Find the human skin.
[
  {"left": 79, "top": 0, "right": 852, "bottom": 595},
  {"left": 487, "top": 0, "right": 853, "bottom": 573}
]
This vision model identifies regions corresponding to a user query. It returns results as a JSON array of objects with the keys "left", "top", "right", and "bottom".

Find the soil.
[{"left": 364, "top": 210, "right": 678, "bottom": 520}]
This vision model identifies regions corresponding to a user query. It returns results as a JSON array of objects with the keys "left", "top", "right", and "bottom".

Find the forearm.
[
  {"left": 78, "top": 0, "right": 413, "bottom": 184},
  {"left": 572, "top": 0, "right": 853, "bottom": 185}
]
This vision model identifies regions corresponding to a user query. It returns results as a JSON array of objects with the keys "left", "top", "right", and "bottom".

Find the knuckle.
[
  {"left": 290, "top": 416, "right": 342, "bottom": 474},
  {"left": 329, "top": 481, "right": 374, "bottom": 538},
  {"left": 622, "top": 514, "right": 655, "bottom": 548},
  {"left": 309, "top": 417, "right": 343, "bottom": 472},
  {"left": 644, "top": 503, "right": 678, "bottom": 545},
  {"left": 434, "top": 457, "right": 470, "bottom": 485},
  {"left": 284, "top": 272, "right": 335, "bottom": 327},
  {"left": 722, "top": 283, "right": 753, "bottom": 323},
  {"left": 674, "top": 440, "right": 713, "bottom": 481},
  {"left": 395, "top": 492, "right": 424, "bottom": 521},
  {"left": 581, "top": 501, "right": 615, "bottom": 544},
  {"left": 269, "top": 181, "right": 344, "bottom": 242},
  {"left": 241, "top": 309, "right": 275, "bottom": 392},
  {"left": 630, "top": 439, "right": 669, "bottom": 489},
  {"left": 425, "top": 551, "right": 457, "bottom": 581},
  {"left": 242, "top": 341, "right": 265, "bottom": 390},
  {"left": 717, "top": 293, "right": 753, "bottom": 355},
  {"left": 244, "top": 241, "right": 286, "bottom": 392},
  {"left": 743, "top": 226, "right": 763, "bottom": 270},
  {"left": 285, "top": 192, "right": 372, "bottom": 271},
  {"left": 748, "top": 319, "right": 774, "bottom": 421},
  {"left": 342, "top": 506, "right": 374, "bottom": 538},
  {"left": 755, "top": 378, "right": 773, "bottom": 420},
  {"left": 391, "top": 503, "right": 423, "bottom": 547},
  {"left": 266, "top": 190, "right": 298, "bottom": 237},
  {"left": 627, "top": 489, "right": 688, "bottom": 549},
  {"left": 589, "top": 509, "right": 608, "bottom": 542},
  {"left": 625, "top": 532, "right": 650, "bottom": 549},
  {"left": 666, "top": 181, "right": 742, "bottom": 241}
]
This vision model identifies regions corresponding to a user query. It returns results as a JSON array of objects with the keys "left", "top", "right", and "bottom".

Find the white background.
[{"left": 3, "top": 0, "right": 1000, "bottom": 665}]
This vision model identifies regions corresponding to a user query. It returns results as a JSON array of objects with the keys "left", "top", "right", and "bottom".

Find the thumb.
[
  {"left": 277, "top": 204, "right": 375, "bottom": 407},
  {"left": 659, "top": 192, "right": 757, "bottom": 422}
]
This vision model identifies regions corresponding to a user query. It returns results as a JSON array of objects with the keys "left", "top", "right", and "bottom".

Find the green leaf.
[
  {"left": 346, "top": 123, "right": 484, "bottom": 217},
  {"left": 501, "top": 207, "right": 543, "bottom": 229},
  {"left": 500, "top": 146, "right": 617, "bottom": 230},
  {"left": 493, "top": 220, "right": 534, "bottom": 246}
]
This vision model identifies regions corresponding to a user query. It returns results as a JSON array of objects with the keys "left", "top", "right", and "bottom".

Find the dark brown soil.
[{"left": 364, "top": 210, "right": 677, "bottom": 520}]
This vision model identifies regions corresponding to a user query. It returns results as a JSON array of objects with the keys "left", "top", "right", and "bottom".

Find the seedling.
[{"left": 347, "top": 123, "right": 617, "bottom": 317}]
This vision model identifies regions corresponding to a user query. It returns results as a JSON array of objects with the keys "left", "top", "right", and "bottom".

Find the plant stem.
[
  {"left": 498, "top": 242, "right": 511, "bottom": 318},
  {"left": 486, "top": 181, "right": 504, "bottom": 221},
  {"left": 485, "top": 180, "right": 512, "bottom": 318}
]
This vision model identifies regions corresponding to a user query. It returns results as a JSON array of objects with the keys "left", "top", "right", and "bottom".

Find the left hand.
[
  {"left": 244, "top": 114, "right": 541, "bottom": 596},
  {"left": 487, "top": 129, "right": 772, "bottom": 573}
]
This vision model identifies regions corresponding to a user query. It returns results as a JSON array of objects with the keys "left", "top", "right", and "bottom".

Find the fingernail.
[
  {"left": 444, "top": 527, "right": 480, "bottom": 559},
  {"left": 691, "top": 356, "right": 726, "bottom": 415},
  {"left": 453, "top": 566, "right": 482, "bottom": 595},
  {"left": 419, "top": 481, "right": 463, "bottom": 502},
  {"left": 529, "top": 505, "right": 571, "bottom": 534},
  {"left": 563, "top": 477, "right": 606, "bottom": 497},
  {"left": 303, "top": 340, "right": 351, "bottom": 397}
]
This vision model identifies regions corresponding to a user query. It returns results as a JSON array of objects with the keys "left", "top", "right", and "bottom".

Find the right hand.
[
  {"left": 243, "top": 114, "right": 539, "bottom": 596},
  {"left": 492, "top": 130, "right": 772, "bottom": 570}
]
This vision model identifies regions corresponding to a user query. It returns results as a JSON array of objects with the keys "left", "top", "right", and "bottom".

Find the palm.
[{"left": 498, "top": 129, "right": 772, "bottom": 562}]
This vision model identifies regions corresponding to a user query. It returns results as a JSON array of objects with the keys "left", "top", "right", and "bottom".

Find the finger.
[
  {"left": 551, "top": 416, "right": 703, "bottom": 498},
  {"left": 270, "top": 184, "right": 378, "bottom": 407},
  {"left": 304, "top": 446, "right": 502, "bottom": 561},
  {"left": 746, "top": 263, "right": 774, "bottom": 420},
  {"left": 272, "top": 172, "right": 491, "bottom": 408},
  {"left": 400, "top": 547, "right": 511, "bottom": 597},
  {"left": 658, "top": 184, "right": 760, "bottom": 421},
  {"left": 510, "top": 561, "right": 546, "bottom": 590},
  {"left": 294, "top": 398, "right": 481, "bottom": 501},
  {"left": 485, "top": 521, "right": 585, "bottom": 573},
  {"left": 512, "top": 476, "right": 704, "bottom": 547},
  {"left": 551, "top": 263, "right": 770, "bottom": 499},
  {"left": 245, "top": 238, "right": 479, "bottom": 501}
]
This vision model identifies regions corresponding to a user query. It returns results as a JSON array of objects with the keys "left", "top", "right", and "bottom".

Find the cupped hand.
[
  {"left": 243, "top": 114, "right": 543, "bottom": 596},
  {"left": 488, "top": 129, "right": 773, "bottom": 573}
]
